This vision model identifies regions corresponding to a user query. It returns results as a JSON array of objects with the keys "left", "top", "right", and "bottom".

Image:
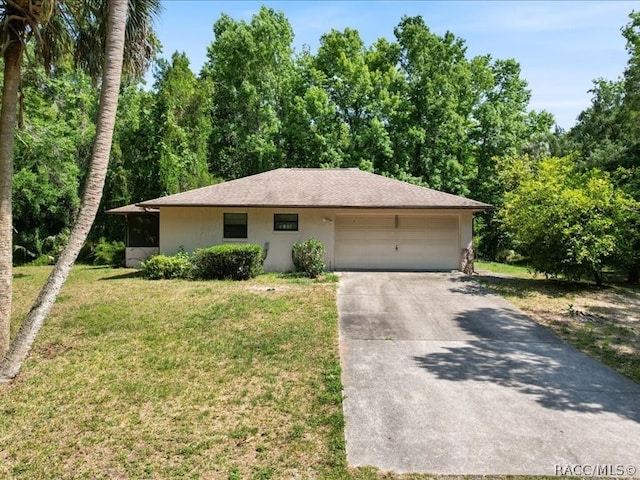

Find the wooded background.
[{"left": 8, "top": 6, "right": 640, "bottom": 284}]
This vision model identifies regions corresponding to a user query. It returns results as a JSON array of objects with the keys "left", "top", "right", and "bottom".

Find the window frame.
[
  {"left": 273, "top": 213, "right": 299, "bottom": 232},
  {"left": 223, "top": 213, "right": 248, "bottom": 239}
]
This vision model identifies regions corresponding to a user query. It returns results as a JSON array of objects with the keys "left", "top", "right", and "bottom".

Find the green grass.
[
  {"left": 475, "top": 260, "right": 533, "bottom": 278},
  {"left": 2, "top": 265, "right": 595, "bottom": 479},
  {"left": 2, "top": 265, "right": 349, "bottom": 479}
]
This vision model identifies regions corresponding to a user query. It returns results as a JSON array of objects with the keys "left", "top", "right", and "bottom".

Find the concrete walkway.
[{"left": 338, "top": 272, "right": 640, "bottom": 476}]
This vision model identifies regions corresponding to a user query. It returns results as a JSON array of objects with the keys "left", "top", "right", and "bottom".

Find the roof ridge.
[{"left": 285, "top": 167, "right": 360, "bottom": 171}]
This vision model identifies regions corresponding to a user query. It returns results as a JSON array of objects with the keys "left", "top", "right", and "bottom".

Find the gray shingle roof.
[{"left": 137, "top": 168, "right": 492, "bottom": 210}]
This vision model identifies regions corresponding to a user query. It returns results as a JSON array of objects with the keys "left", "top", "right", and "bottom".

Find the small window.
[
  {"left": 224, "top": 213, "right": 247, "bottom": 239},
  {"left": 274, "top": 213, "right": 298, "bottom": 231}
]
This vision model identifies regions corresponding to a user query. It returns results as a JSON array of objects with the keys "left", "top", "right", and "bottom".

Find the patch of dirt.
[
  {"left": 34, "top": 341, "right": 75, "bottom": 360},
  {"left": 246, "top": 285, "right": 291, "bottom": 293}
]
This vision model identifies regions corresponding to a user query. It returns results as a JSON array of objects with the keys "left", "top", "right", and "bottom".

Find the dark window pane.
[
  {"left": 127, "top": 214, "right": 159, "bottom": 247},
  {"left": 224, "top": 213, "right": 247, "bottom": 238},
  {"left": 274, "top": 213, "right": 298, "bottom": 231}
]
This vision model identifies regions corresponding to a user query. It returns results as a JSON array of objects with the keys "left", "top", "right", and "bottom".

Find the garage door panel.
[
  {"left": 335, "top": 214, "right": 459, "bottom": 270},
  {"left": 336, "top": 216, "right": 395, "bottom": 229}
]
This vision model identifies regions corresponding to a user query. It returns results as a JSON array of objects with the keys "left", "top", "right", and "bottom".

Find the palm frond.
[{"left": 73, "top": 0, "right": 162, "bottom": 82}]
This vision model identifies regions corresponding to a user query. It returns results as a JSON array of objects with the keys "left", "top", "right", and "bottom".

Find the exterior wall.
[
  {"left": 459, "top": 210, "right": 474, "bottom": 251},
  {"left": 160, "top": 207, "right": 336, "bottom": 272},
  {"left": 159, "top": 206, "right": 477, "bottom": 272},
  {"left": 125, "top": 247, "right": 158, "bottom": 268}
]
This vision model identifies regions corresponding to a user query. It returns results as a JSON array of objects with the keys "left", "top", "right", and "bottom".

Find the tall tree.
[
  {"left": 0, "top": 0, "right": 160, "bottom": 381},
  {"left": 204, "top": 6, "right": 294, "bottom": 179},
  {"left": 568, "top": 11, "right": 640, "bottom": 283},
  {"left": 393, "top": 16, "right": 476, "bottom": 194},
  {"left": 313, "top": 28, "right": 375, "bottom": 168},
  {"left": 12, "top": 58, "right": 96, "bottom": 261},
  {"left": 151, "top": 52, "right": 214, "bottom": 194},
  {"left": 469, "top": 58, "right": 554, "bottom": 258},
  {"left": 571, "top": 79, "right": 626, "bottom": 171},
  {"left": 0, "top": 0, "right": 70, "bottom": 358}
]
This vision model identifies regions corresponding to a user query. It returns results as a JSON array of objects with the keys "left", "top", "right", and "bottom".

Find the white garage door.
[{"left": 334, "top": 215, "right": 460, "bottom": 270}]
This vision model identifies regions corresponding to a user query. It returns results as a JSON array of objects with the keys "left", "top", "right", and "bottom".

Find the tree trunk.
[
  {"left": 0, "top": 37, "right": 24, "bottom": 358},
  {"left": 0, "top": 0, "right": 128, "bottom": 382},
  {"left": 592, "top": 268, "right": 603, "bottom": 287},
  {"left": 628, "top": 263, "right": 640, "bottom": 285}
]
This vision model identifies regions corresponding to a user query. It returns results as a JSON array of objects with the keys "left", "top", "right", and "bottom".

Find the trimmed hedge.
[
  {"left": 292, "top": 237, "right": 325, "bottom": 278},
  {"left": 140, "top": 252, "right": 191, "bottom": 280},
  {"left": 191, "top": 244, "right": 262, "bottom": 280}
]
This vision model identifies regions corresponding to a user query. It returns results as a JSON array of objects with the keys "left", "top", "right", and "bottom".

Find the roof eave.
[
  {"left": 137, "top": 203, "right": 492, "bottom": 210},
  {"left": 105, "top": 206, "right": 160, "bottom": 215}
]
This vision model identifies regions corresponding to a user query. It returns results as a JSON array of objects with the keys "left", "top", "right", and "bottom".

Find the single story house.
[{"left": 107, "top": 168, "right": 492, "bottom": 272}]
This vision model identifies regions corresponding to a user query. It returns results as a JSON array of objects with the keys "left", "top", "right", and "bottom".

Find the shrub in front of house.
[
  {"left": 191, "top": 244, "right": 263, "bottom": 280},
  {"left": 93, "top": 238, "right": 126, "bottom": 267},
  {"left": 140, "top": 252, "right": 191, "bottom": 280},
  {"left": 292, "top": 237, "right": 325, "bottom": 278}
]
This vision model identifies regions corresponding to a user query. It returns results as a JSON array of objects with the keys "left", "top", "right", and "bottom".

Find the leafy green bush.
[
  {"left": 499, "top": 156, "right": 632, "bottom": 286},
  {"left": 140, "top": 252, "right": 191, "bottom": 280},
  {"left": 29, "top": 254, "right": 55, "bottom": 266},
  {"left": 191, "top": 244, "right": 262, "bottom": 280},
  {"left": 93, "top": 238, "right": 126, "bottom": 267},
  {"left": 292, "top": 237, "right": 325, "bottom": 278},
  {"left": 495, "top": 249, "right": 525, "bottom": 265}
]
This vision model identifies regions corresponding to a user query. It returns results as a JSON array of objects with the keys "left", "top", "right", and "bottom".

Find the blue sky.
[{"left": 152, "top": 1, "right": 638, "bottom": 129}]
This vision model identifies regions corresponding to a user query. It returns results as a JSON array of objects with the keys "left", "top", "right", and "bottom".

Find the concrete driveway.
[{"left": 338, "top": 272, "right": 640, "bottom": 476}]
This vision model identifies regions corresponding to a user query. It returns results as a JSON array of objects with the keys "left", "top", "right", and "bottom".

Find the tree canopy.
[{"left": 7, "top": 6, "right": 640, "bottom": 286}]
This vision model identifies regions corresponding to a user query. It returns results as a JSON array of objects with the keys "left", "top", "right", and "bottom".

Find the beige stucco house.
[{"left": 108, "top": 168, "right": 491, "bottom": 272}]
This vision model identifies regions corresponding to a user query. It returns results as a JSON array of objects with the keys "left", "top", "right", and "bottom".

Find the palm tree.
[
  {"left": 0, "top": 0, "right": 160, "bottom": 381},
  {"left": 0, "top": 0, "right": 63, "bottom": 362}
]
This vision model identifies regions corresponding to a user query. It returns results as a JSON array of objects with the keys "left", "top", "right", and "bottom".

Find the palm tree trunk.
[
  {"left": 0, "top": 37, "right": 24, "bottom": 358},
  {"left": 0, "top": 0, "right": 128, "bottom": 382}
]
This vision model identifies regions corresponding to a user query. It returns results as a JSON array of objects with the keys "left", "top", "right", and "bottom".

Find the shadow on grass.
[
  {"left": 457, "top": 273, "right": 638, "bottom": 333},
  {"left": 412, "top": 306, "right": 640, "bottom": 422},
  {"left": 99, "top": 270, "right": 141, "bottom": 281},
  {"left": 449, "top": 273, "right": 607, "bottom": 299}
]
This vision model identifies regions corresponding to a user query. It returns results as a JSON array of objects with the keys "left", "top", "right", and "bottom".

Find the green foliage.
[
  {"left": 13, "top": 10, "right": 558, "bottom": 271},
  {"left": 152, "top": 52, "right": 214, "bottom": 194},
  {"left": 292, "top": 237, "right": 326, "bottom": 278},
  {"left": 191, "top": 244, "right": 263, "bottom": 280},
  {"left": 204, "top": 7, "right": 294, "bottom": 179},
  {"left": 500, "top": 156, "right": 634, "bottom": 285},
  {"left": 92, "top": 238, "right": 125, "bottom": 267},
  {"left": 566, "top": 11, "right": 640, "bottom": 283},
  {"left": 140, "top": 252, "right": 191, "bottom": 280},
  {"left": 29, "top": 255, "right": 56, "bottom": 266},
  {"left": 12, "top": 60, "right": 94, "bottom": 263},
  {"left": 495, "top": 249, "right": 525, "bottom": 265}
]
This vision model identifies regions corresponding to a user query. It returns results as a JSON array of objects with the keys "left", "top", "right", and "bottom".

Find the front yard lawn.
[
  {"left": 1, "top": 266, "right": 346, "bottom": 479},
  {"left": 4, "top": 263, "right": 623, "bottom": 479}
]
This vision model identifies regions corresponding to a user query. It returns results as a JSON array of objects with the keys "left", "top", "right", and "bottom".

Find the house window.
[
  {"left": 274, "top": 213, "right": 298, "bottom": 231},
  {"left": 224, "top": 213, "right": 247, "bottom": 239},
  {"left": 126, "top": 213, "right": 159, "bottom": 247}
]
